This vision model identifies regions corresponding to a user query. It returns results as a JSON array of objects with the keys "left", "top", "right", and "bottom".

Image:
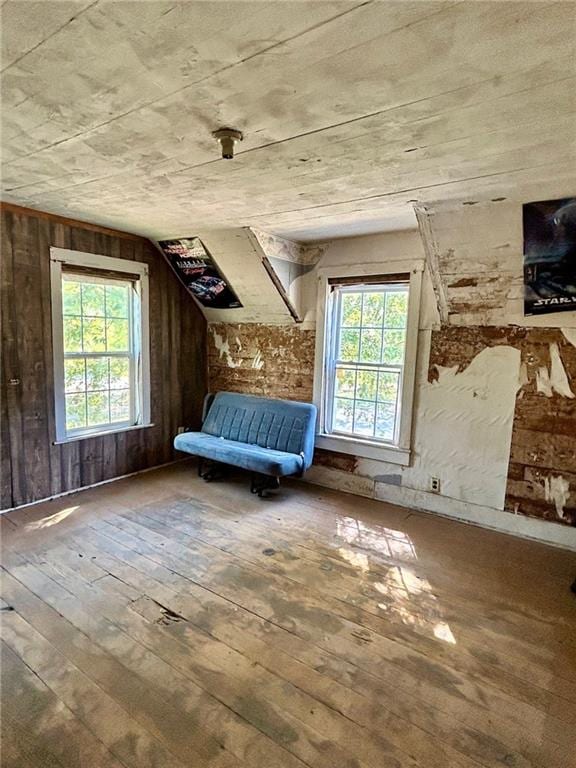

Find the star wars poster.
[
  {"left": 158, "top": 237, "right": 242, "bottom": 309},
  {"left": 523, "top": 197, "right": 576, "bottom": 316}
]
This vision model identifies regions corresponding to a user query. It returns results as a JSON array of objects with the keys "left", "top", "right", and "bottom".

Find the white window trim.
[
  {"left": 50, "top": 247, "right": 152, "bottom": 443},
  {"left": 313, "top": 259, "right": 423, "bottom": 467}
]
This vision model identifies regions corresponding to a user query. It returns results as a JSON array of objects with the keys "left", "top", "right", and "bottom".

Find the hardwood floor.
[{"left": 1, "top": 461, "right": 575, "bottom": 768}]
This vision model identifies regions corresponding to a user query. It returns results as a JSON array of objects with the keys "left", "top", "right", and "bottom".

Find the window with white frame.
[
  {"left": 314, "top": 265, "right": 422, "bottom": 464},
  {"left": 326, "top": 280, "right": 409, "bottom": 443},
  {"left": 50, "top": 248, "right": 151, "bottom": 442}
]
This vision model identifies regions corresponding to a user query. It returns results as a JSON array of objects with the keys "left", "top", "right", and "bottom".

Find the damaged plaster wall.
[
  {"left": 205, "top": 220, "right": 575, "bottom": 547},
  {"left": 208, "top": 323, "right": 315, "bottom": 403},
  {"left": 429, "top": 326, "right": 576, "bottom": 526},
  {"left": 305, "top": 239, "right": 524, "bottom": 522},
  {"left": 414, "top": 200, "right": 576, "bottom": 531},
  {"left": 416, "top": 199, "right": 576, "bottom": 330},
  {"left": 311, "top": 342, "right": 521, "bottom": 511}
]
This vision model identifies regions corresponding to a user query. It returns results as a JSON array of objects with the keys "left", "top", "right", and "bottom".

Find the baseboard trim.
[
  {"left": 304, "top": 466, "right": 576, "bottom": 551},
  {"left": 0, "top": 458, "right": 192, "bottom": 514}
]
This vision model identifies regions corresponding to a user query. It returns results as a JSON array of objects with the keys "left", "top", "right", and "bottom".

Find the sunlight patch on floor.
[{"left": 25, "top": 506, "right": 79, "bottom": 531}]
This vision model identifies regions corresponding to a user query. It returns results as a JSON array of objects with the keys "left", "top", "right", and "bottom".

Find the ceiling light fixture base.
[{"left": 212, "top": 128, "right": 243, "bottom": 159}]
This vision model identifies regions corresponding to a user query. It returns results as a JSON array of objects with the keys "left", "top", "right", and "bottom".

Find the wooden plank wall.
[{"left": 0, "top": 205, "right": 207, "bottom": 509}]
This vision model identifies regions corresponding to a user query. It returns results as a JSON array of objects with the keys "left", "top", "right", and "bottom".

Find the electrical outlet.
[
  {"left": 177, "top": 426, "right": 186, "bottom": 435},
  {"left": 430, "top": 477, "right": 441, "bottom": 493}
]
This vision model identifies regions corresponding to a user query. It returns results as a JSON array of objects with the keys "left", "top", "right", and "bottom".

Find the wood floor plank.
[
  {"left": 0, "top": 641, "right": 128, "bottom": 768},
  {"left": 0, "top": 599, "right": 192, "bottom": 768},
  {"left": 0, "top": 565, "right": 247, "bottom": 768},
  {"left": 0, "top": 712, "right": 68, "bottom": 768},
  {"left": 0, "top": 558, "right": 307, "bottom": 768},
  {"left": 124, "top": 498, "right": 576, "bottom": 703},
  {"left": 2, "top": 548, "right": 417, "bottom": 768},
  {"left": 57, "top": 529, "right": 571, "bottom": 765},
  {"left": 89, "top": 507, "right": 576, "bottom": 747},
  {"left": 176, "top": 477, "right": 576, "bottom": 638},
  {"left": 3, "top": 541, "right": 486, "bottom": 768},
  {"left": 2, "top": 463, "right": 575, "bottom": 768}
]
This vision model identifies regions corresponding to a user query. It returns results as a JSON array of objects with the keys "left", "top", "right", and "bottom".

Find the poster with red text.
[{"left": 158, "top": 237, "right": 242, "bottom": 309}]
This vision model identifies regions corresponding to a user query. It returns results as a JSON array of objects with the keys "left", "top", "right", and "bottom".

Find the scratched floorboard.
[{"left": 1, "top": 461, "right": 576, "bottom": 768}]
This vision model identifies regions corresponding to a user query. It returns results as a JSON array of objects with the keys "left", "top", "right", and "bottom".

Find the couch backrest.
[{"left": 202, "top": 392, "right": 317, "bottom": 469}]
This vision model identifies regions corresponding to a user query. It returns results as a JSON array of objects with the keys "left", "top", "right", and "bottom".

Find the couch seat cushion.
[{"left": 174, "top": 432, "right": 304, "bottom": 477}]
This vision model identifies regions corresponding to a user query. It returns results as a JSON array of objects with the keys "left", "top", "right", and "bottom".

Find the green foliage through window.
[
  {"left": 329, "top": 284, "right": 408, "bottom": 442},
  {"left": 61, "top": 275, "right": 134, "bottom": 433}
]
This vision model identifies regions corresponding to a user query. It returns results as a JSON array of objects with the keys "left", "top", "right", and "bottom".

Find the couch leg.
[
  {"left": 250, "top": 474, "right": 280, "bottom": 498},
  {"left": 198, "top": 458, "right": 226, "bottom": 482}
]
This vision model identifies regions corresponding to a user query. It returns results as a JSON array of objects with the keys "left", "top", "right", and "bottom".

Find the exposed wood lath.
[
  {"left": 208, "top": 323, "right": 315, "bottom": 403},
  {"left": 428, "top": 326, "right": 576, "bottom": 525}
]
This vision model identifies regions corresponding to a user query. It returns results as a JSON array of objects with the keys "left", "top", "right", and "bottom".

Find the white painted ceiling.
[{"left": 2, "top": 0, "right": 575, "bottom": 242}]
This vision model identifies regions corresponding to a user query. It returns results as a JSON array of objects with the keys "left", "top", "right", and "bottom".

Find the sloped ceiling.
[
  {"left": 192, "top": 228, "right": 294, "bottom": 324},
  {"left": 2, "top": 0, "right": 575, "bottom": 242}
]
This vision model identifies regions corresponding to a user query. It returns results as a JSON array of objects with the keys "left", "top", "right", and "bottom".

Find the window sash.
[
  {"left": 325, "top": 283, "right": 409, "bottom": 445},
  {"left": 51, "top": 249, "right": 150, "bottom": 443},
  {"left": 62, "top": 353, "right": 137, "bottom": 437},
  {"left": 61, "top": 272, "right": 138, "bottom": 437}
]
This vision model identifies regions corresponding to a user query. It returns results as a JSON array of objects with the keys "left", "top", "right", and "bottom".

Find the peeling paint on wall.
[
  {"left": 535, "top": 366, "right": 553, "bottom": 398},
  {"left": 210, "top": 328, "right": 240, "bottom": 369},
  {"left": 207, "top": 225, "right": 575, "bottom": 534},
  {"left": 208, "top": 323, "right": 315, "bottom": 402},
  {"left": 562, "top": 328, "right": 576, "bottom": 348},
  {"left": 313, "top": 448, "right": 357, "bottom": 474},
  {"left": 544, "top": 475, "right": 571, "bottom": 520},
  {"left": 252, "top": 351, "right": 264, "bottom": 370},
  {"left": 518, "top": 362, "right": 529, "bottom": 391},
  {"left": 408, "top": 345, "right": 521, "bottom": 510},
  {"left": 549, "top": 342, "right": 575, "bottom": 398}
]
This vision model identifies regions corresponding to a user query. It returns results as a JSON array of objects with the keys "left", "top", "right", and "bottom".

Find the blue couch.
[{"left": 174, "top": 392, "right": 317, "bottom": 494}]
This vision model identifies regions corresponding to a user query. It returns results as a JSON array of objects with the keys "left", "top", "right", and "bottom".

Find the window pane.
[
  {"left": 335, "top": 368, "right": 355, "bottom": 398},
  {"left": 106, "top": 284, "right": 129, "bottom": 318},
  {"left": 63, "top": 317, "right": 82, "bottom": 352},
  {"left": 66, "top": 393, "right": 86, "bottom": 429},
  {"left": 375, "top": 402, "right": 396, "bottom": 440},
  {"left": 384, "top": 291, "right": 408, "bottom": 328},
  {"left": 106, "top": 319, "right": 129, "bottom": 352},
  {"left": 356, "top": 369, "right": 377, "bottom": 401},
  {"left": 362, "top": 292, "right": 384, "bottom": 326},
  {"left": 333, "top": 398, "right": 354, "bottom": 432},
  {"left": 110, "top": 390, "right": 130, "bottom": 422},
  {"left": 87, "top": 391, "right": 109, "bottom": 426},
  {"left": 382, "top": 330, "right": 405, "bottom": 365},
  {"left": 110, "top": 357, "right": 130, "bottom": 389},
  {"left": 62, "top": 281, "right": 81, "bottom": 315},
  {"left": 82, "top": 283, "right": 105, "bottom": 316},
  {"left": 64, "top": 359, "right": 85, "bottom": 393},
  {"left": 83, "top": 318, "right": 106, "bottom": 352},
  {"left": 377, "top": 371, "right": 399, "bottom": 403},
  {"left": 353, "top": 400, "right": 375, "bottom": 437},
  {"left": 86, "top": 358, "right": 109, "bottom": 391},
  {"left": 359, "top": 329, "right": 382, "bottom": 363},
  {"left": 339, "top": 329, "right": 360, "bottom": 361},
  {"left": 341, "top": 293, "right": 361, "bottom": 327}
]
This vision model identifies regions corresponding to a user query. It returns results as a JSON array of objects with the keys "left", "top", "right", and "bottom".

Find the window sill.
[
  {"left": 53, "top": 423, "right": 155, "bottom": 445},
  {"left": 315, "top": 433, "right": 411, "bottom": 466}
]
